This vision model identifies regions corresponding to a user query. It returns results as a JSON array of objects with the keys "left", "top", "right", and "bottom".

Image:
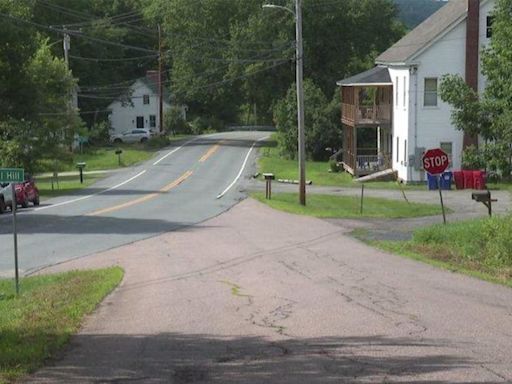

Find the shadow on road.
[
  {"left": 24, "top": 333, "right": 493, "bottom": 383},
  {"left": 0, "top": 213, "right": 210, "bottom": 235}
]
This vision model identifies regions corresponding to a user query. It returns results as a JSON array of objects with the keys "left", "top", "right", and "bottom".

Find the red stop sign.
[{"left": 422, "top": 148, "right": 449, "bottom": 175}]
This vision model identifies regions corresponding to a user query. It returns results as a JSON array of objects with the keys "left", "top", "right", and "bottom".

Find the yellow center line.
[
  {"left": 199, "top": 144, "right": 221, "bottom": 163},
  {"left": 87, "top": 170, "right": 193, "bottom": 216}
]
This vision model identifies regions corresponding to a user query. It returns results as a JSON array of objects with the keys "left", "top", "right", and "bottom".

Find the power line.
[
  {"left": 0, "top": 12, "right": 158, "bottom": 54},
  {"left": 68, "top": 54, "right": 158, "bottom": 62}
]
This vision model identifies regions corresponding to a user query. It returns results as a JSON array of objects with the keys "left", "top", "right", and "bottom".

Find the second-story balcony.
[{"left": 337, "top": 66, "right": 393, "bottom": 128}]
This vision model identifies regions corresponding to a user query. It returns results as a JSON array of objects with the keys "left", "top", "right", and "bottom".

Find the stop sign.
[{"left": 422, "top": 148, "right": 449, "bottom": 175}]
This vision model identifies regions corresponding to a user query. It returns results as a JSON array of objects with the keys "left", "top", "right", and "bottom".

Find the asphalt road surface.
[
  {"left": 0, "top": 131, "right": 270, "bottom": 277},
  {"left": 25, "top": 199, "right": 512, "bottom": 383}
]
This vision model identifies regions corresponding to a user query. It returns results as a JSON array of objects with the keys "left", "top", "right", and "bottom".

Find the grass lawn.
[
  {"left": 258, "top": 144, "right": 423, "bottom": 190},
  {"left": 36, "top": 174, "right": 105, "bottom": 199},
  {"left": 358, "top": 216, "right": 512, "bottom": 287},
  {"left": 252, "top": 192, "right": 447, "bottom": 219},
  {"left": 0, "top": 267, "right": 123, "bottom": 383}
]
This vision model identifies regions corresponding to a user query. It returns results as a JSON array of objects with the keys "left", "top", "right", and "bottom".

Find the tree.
[
  {"left": 440, "top": 0, "right": 512, "bottom": 175},
  {"left": 273, "top": 79, "right": 341, "bottom": 161}
]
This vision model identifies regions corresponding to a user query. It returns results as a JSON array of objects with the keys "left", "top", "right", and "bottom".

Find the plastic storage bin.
[
  {"left": 453, "top": 171, "right": 464, "bottom": 189},
  {"left": 440, "top": 171, "right": 453, "bottom": 190},
  {"left": 427, "top": 173, "right": 438, "bottom": 190},
  {"left": 463, "top": 170, "right": 474, "bottom": 189}
]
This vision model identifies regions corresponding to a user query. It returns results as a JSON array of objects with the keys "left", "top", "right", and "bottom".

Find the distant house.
[
  {"left": 337, "top": 0, "right": 495, "bottom": 182},
  {"left": 108, "top": 70, "right": 185, "bottom": 136}
]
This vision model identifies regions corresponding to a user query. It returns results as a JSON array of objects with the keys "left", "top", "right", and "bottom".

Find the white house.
[
  {"left": 108, "top": 70, "right": 174, "bottom": 136},
  {"left": 337, "top": 0, "right": 495, "bottom": 182}
]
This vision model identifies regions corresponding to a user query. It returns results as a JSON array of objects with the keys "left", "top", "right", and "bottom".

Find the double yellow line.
[
  {"left": 88, "top": 143, "right": 222, "bottom": 216},
  {"left": 87, "top": 171, "right": 193, "bottom": 216}
]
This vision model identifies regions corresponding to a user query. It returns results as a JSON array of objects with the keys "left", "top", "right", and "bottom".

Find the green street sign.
[{"left": 0, "top": 168, "right": 24, "bottom": 183}]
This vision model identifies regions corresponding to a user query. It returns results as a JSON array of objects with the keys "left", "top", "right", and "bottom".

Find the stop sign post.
[{"left": 422, "top": 148, "right": 449, "bottom": 224}]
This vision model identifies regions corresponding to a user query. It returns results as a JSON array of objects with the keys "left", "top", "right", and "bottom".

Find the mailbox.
[
  {"left": 76, "top": 162, "right": 86, "bottom": 184},
  {"left": 471, "top": 190, "right": 497, "bottom": 217},
  {"left": 115, "top": 149, "right": 123, "bottom": 155},
  {"left": 263, "top": 173, "right": 275, "bottom": 199}
]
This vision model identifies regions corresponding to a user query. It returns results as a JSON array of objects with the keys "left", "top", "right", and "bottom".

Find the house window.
[
  {"left": 136, "top": 116, "right": 144, "bottom": 128},
  {"left": 486, "top": 16, "right": 495, "bottom": 38},
  {"left": 395, "top": 77, "right": 399, "bottom": 107},
  {"left": 150, "top": 115, "right": 156, "bottom": 128},
  {"left": 396, "top": 136, "right": 399, "bottom": 162},
  {"left": 403, "top": 76, "right": 407, "bottom": 107},
  {"left": 440, "top": 142, "right": 453, "bottom": 166},
  {"left": 143, "top": 95, "right": 150, "bottom": 105},
  {"left": 424, "top": 78, "right": 438, "bottom": 107}
]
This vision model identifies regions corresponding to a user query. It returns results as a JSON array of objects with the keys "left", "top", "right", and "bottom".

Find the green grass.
[
  {"left": 0, "top": 267, "right": 124, "bottom": 383},
  {"left": 252, "top": 192, "right": 447, "bottom": 219},
  {"left": 358, "top": 216, "right": 512, "bottom": 286},
  {"left": 258, "top": 144, "right": 423, "bottom": 190},
  {"left": 36, "top": 174, "right": 105, "bottom": 198}
]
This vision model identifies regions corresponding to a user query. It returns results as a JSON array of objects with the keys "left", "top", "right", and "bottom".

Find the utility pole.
[
  {"left": 158, "top": 24, "right": 164, "bottom": 135},
  {"left": 295, "top": 0, "right": 306, "bottom": 206},
  {"left": 63, "top": 29, "right": 73, "bottom": 150},
  {"left": 262, "top": 0, "right": 306, "bottom": 206}
]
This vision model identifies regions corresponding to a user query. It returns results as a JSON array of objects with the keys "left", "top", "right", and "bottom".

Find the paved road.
[
  {"left": 0, "top": 131, "right": 270, "bottom": 277},
  {"left": 25, "top": 198, "right": 512, "bottom": 383}
]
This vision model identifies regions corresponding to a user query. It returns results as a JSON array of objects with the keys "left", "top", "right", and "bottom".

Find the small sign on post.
[
  {"left": 422, "top": 148, "right": 449, "bottom": 224},
  {"left": 0, "top": 168, "right": 24, "bottom": 295}
]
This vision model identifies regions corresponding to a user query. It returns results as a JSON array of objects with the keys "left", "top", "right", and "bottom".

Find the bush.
[
  {"left": 164, "top": 108, "right": 190, "bottom": 135},
  {"left": 146, "top": 135, "right": 171, "bottom": 148}
]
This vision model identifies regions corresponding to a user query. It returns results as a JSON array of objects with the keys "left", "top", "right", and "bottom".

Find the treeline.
[
  {"left": 393, "top": 0, "right": 447, "bottom": 28},
  {"left": 1, "top": 0, "right": 405, "bottom": 168}
]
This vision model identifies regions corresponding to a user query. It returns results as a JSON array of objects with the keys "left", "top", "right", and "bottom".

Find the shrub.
[{"left": 146, "top": 135, "right": 171, "bottom": 148}]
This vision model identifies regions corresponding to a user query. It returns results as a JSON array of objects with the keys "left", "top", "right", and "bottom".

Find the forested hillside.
[{"left": 394, "top": 0, "right": 447, "bottom": 28}]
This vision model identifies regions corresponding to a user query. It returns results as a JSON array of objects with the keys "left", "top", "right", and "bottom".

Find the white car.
[{"left": 110, "top": 129, "right": 152, "bottom": 144}]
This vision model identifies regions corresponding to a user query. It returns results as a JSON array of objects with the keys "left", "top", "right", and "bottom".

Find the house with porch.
[{"left": 337, "top": 0, "right": 495, "bottom": 182}]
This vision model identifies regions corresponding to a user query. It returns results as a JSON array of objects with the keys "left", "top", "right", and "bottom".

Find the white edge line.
[
  {"left": 216, "top": 136, "right": 269, "bottom": 199},
  {"left": 34, "top": 170, "right": 147, "bottom": 212}
]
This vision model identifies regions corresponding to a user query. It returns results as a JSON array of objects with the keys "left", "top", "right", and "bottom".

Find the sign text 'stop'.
[
  {"left": 422, "top": 148, "right": 449, "bottom": 175},
  {"left": 0, "top": 168, "right": 25, "bottom": 183}
]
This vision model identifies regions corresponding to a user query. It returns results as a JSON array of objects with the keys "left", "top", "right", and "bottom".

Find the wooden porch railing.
[{"left": 341, "top": 103, "right": 391, "bottom": 126}]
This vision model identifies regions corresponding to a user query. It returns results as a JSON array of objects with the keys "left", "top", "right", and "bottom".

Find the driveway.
[{"left": 25, "top": 198, "right": 512, "bottom": 383}]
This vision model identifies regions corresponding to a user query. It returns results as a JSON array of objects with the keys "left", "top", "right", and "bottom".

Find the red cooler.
[
  {"left": 473, "top": 170, "right": 486, "bottom": 190},
  {"left": 453, "top": 171, "right": 464, "bottom": 189},
  {"left": 463, "top": 170, "right": 474, "bottom": 189}
]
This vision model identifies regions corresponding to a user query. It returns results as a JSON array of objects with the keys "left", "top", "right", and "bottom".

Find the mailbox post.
[
  {"left": 472, "top": 191, "right": 497, "bottom": 217},
  {"left": 76, "top": 162, "right": 86, "bottom": 184},
  {"left": 263, "top": 173, "right": 275, "bottom": 200},
  {"left": 115, "top": 149, "right": 123, "bottom": 166}
]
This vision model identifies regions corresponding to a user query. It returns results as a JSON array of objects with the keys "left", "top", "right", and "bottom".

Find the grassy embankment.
[
  {"left": 252, "top": 192, "right": 447, "bottom": 219},
  {"left": 0, "top": 267, "right": 123, "bottom": 383},
  {"left": 360, "top": 216, "right": 512, "bottom": 286},
  {"left": 36, "top": 135, "right": 192, "bottom": 198},
  {"left": 258, "top": 143, "right": 422, "bottom": 190}
]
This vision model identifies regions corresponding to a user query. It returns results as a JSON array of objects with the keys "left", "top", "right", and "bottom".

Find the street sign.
[
  {"left": 422, "top": 148, "right": 449, "bottom": 175},
  {"left": 0, "top": 168, "right": 24, "bottom": 183}
]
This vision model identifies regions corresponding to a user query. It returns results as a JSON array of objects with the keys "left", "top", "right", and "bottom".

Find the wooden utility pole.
[{"left": 158, "top": 24, "right": 164, "bottom": 134}]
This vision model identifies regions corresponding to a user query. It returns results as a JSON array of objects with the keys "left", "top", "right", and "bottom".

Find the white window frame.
[{"left": 424, "top": 78, "right": 438, "bottom": 107}]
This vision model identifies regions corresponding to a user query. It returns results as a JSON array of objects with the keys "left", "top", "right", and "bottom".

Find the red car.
[
  {"left": 18, "top": 175, "right": 40, "bottom": 208},
  {"left": 0, "top": 176, "right": 40, "bottom": 212}
]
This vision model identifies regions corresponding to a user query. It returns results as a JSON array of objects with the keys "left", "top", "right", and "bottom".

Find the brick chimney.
[
  {"left": 463, "top": 0, "right": 480, "bottom": 149},
  {"left": 146, "top": 70, "right": 160, "bottom": 87}
]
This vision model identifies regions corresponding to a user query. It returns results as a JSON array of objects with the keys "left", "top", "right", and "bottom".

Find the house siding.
[
  {"left": 388, "top": 67, "right": 411, "bottom": 180},
  {"left": 108, "top": 80, "right": 170, "bottom": 136}
]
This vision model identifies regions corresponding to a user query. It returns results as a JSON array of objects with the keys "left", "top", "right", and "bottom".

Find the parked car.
[
  {"left": 110, "top": 129, "right": 152, "bottom": 144},
  {"left": 0, "top": 176, "right": 40, "bottom": 213}
]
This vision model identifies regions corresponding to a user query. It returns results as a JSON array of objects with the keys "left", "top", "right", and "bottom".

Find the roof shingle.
[{"left": 376, "top": 0, "right": 467, "bottom": 65}]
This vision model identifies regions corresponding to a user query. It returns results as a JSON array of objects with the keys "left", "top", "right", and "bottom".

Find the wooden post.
[{"left": 360, "top": 183, "right": 365, "bottom": 215}]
